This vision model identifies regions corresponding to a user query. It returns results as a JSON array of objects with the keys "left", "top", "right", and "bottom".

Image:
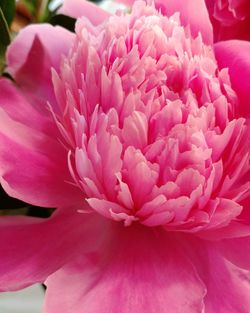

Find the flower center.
[{"left": 52, "top": 1, "right": 250, "bottom": 231}]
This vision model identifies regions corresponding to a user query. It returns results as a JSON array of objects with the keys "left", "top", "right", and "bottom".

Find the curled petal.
[
  {"left": 7, "top": 24, "right": 74, "bottom": 108},
  {"left": 0, "top": 107, "right": 82, "bottom": 207}
]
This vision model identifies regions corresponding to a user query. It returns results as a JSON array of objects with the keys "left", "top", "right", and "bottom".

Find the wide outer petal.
[
  {"left": 45, "top": 225, "right": 206, "bottom": 313},
  {"left": 214, "top": 40, "right": 250, "bottom": 117},
  {"left": 186, "top": 238, "right": 250, "bottom": 313},
  {"left": 0, "top": 210, "right": 102, "bottom": 291},
  {"left": 0, "top": 78, "right": 54, "bottom": 134},
  {"left": 0, "top": 89, "right": 82, "bottom": 207},
  {"left": 216, "top": 236, "right": 250, "bottom": 271},
  {"left": 6, "top": 24, "right": 74, "bottom": 108},
  {"left": 59, "top": 0, "right": 110, "bottom": 23}
]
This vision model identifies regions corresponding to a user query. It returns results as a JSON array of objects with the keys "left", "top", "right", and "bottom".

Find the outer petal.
[
  {"left": 0, "top": 88, "right": 82, "bottom": 207},
  {"left": 6, "top": 24, "right": 74, "bottom": 108},
  {"left": 216, "top": 236, "right": 250, "bottom": 271},
  {"left": 0, "top": 78, "right": 54, "bottom": 134},
  {"left": 59, "top": 0, "right": 110, "bottom": 23},
  {"left": 118, "top": 0, "right": 213, "bottom": 44},
  {"left": 214, "top": 40, "right": 250, "bottom": 117},
  {"left": 0, "top": 210, "right": 102, "bottom": 291},
  {"left": 45, "top": 226, "right": 206, "bottom": 313},
  {"left": 204, "top": 258, "right": 250, "bottom": 313},
  {"left": 186, "top": 238, "right": 250, "bottom": 313},
  {"left": 198, "top": 221, "right": 250, "bottom": 240}
]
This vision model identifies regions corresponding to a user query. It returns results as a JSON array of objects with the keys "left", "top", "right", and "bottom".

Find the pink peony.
[
  {"left": 205, "top": 0, "right": 250, "bottom": 41},
  {"left": 1, "top": 0, "right": 250, "bottom": 312}
]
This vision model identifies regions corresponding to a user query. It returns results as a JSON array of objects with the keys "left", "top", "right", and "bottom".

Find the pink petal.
[
  {"left": 217, "top": 236, "right": 250, "bottom": 271},
  {"left": 7, "top": 24, "right": 74, "bottom": 108},
  {"left": 45, "top": 226, "right": 205, "bottom": 313},
  {"left": 118, "top": 0, "right": 213, "bottom": 44},
  {"left": 0, "top": 108, "right": 82, "bottom": 207},
  {"left": 214, "top": 40, "right": 250, "bottom": 117},
  {"left": 0, "top": 210, "right": 102, "bottom": 291},
  {"left": 122, "top": 111, "right": 148, "bottom": 149},
  {"left": 86, "top": 198, "right": 126, "bottom": 219},
  {"left": 116, "top": 0, "right": 134, "bottom": 5},
  {"left": 198, "top": 221, "right": 250, "bottom": 240},
  {"left": 59, "top": 0, "right": 110, "bottom": 23},
  {"left": 157, "top": 0, "right": 213, "bottom": 44},
  {"left": 189, "top": 238, "right": 250, "bottom": 313},
  {"left": 0, "top": 78, "right": 54, "bottom": 134},
  {"left": 205, "top": 198, "right": 242, "bottom": 229}
]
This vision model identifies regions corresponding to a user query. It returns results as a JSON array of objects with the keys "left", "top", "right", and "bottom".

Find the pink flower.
[
  {"left": 205, "top": 0, "right": 250, "bottom": 41},
  {"left": 1, "top": 0, "right": 250, "bottom": 312}
]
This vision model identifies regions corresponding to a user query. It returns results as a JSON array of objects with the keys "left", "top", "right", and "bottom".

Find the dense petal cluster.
[{"left": 52, "top": 1, "right": 249, "bottom": 231}]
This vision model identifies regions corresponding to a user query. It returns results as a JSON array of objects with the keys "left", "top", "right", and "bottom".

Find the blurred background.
[{"left": 0, "top": 285, "right": 44, "bottom": 313}]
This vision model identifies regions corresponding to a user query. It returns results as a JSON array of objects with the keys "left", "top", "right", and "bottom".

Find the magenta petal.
[
  {"left": 189, "top": 238, "right": 250, "bottom": 313},
  {"left": 0, "top": 211, "right": 100, "bottom": 291},
  {"left": 0, "top": 106, "right": 82, "bottom": 207},
  {"left": 7, "top": 24, "right": 74, "bottom": 107},
  {"left": 214, "top": 40, "right": 250, "bottom": 117},
  {"left": 7, "top": 24, "right": 74, "bottom": 77},
  {"left": 217, "top": 236, "right": 250, "bottom": 271},
  {"left": 205, "top": 0, "right": 250, "bottom": 42},
  {"left": 204, "top": 259, "right": 250, "bottom": 313},
  {"left": 0, "top": 78, "right": 54, "bottom": 134},
  {"left": 59, "top": 0, "right": 110, "bottom": 23},
  {"left": 45, "top": 227, "right": 205, "bottom": 313}
]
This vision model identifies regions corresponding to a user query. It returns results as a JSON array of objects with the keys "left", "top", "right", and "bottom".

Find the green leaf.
[
  {"left": 0, "top": 0, "right": 15, "bottom": 25},
  {"left": 0, "top": 7, "right": 10, "bottom": 72},
  {"left": 49, "top": 14, "right": 76, "bottom": 32},
  {"left": 38, "top": 0, "right": 55, "bottom": 22},
  {"left": 20, "top": 0, "right": 36, "bottom": 16}
]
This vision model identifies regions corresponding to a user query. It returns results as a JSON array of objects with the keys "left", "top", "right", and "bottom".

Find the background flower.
[
  {"left": 205, "top": 0, "right": 250, "bottom": 41},
  {"left": 0, "top": 0, "right": 250, "bottom": 312}
]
